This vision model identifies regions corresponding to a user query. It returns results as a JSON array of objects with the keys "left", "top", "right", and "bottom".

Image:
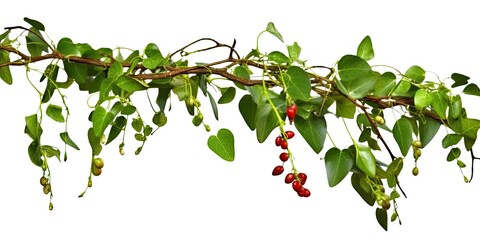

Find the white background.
[{"left": 1, "top": 0, "right": 480, "bottom": 239}]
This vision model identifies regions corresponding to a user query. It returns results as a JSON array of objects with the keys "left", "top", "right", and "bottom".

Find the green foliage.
[
  {"left": 2, "top": 19, "right": 480, "bottom": 231},
  {"left": 324, "top": 148, "right": 354, "bottom": 187},
  {"left": 207, "top": 128, "right": 235, "bottom": 161}
]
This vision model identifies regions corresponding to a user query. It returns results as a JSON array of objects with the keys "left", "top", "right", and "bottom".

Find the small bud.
[{"left": 100, "top": 134, "right": 106, "bottom": 144}]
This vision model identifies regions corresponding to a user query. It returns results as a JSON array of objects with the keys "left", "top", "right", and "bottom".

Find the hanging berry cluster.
[{"left": 271, "top": 104, "right": 311, "bottom": 197}]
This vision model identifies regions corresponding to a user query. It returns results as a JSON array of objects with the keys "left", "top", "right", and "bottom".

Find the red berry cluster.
[
  {"left": 271, "top": 130, "right": 311, "bottom": 198},
  {"left": 285, "top": 172, "right": 310, "bottom": 197}
]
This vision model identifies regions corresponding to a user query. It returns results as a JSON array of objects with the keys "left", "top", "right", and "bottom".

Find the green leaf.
[
  {"left": 339, "top": 71, "right": 379, "bottom": 99},
  {"left": 155, "top": 87, "right": 172, "bottom": 113},
  {"left": 449, "top": 117, "right": 480, "bottom": 139},
  {"left": 358, "top": 128, "right": 371, "bottom": 142},
  {"left": 106, "top": 116, "right": 127, "bottom": 144},
  {"left": 338, "top": 55, "right": 371, "bottom": 82},
  {"left": 116, "top": 75, "right": 148, "bottom": 92},
  {"left": 376, "top": 208, "right": 388, "bottom": 231},
  {"left": 351, "top": 173, "right": 375, "bottom": 206},
  {"left": 218, "top": 87, "right": 236, "bottom": 104},
  {"left": 144, "top": 43, "right": 163, "bottom": 58},
  {"left": 284, "top": 66, "right": 310, "bottom": 101},
  {"left": 233, "top": 65, "right": 250, "bottom": 80},
  {"left": 265, "top": 22, "right": 284, "bottom": 42},
  {"left": 0, "top": 30, "right": 9, "bottom": 41},
  {"left": 63, "top": 60, "right": 87, "bottom": 84},
  {"left": 108, "top": 61, "right": 123, "bottom": 79},
  {"left": 152, "top": 112, "right": 167, "bottom": 127},
  {"left": 414, "top": 89, "right": 431, "bottom": 110},
  {"left": 41, "top": 145, "right": 61, "bottom": 161},
  {"left": 98, "top": 77, "right": 116, "bottom": 105},
  {"left": 268, "top": 51, "right": 291, "bottom": 64},
  {"left": 386, "top": 158, "right": 403, "bottom": 188},
  {"left": 60, "top": 132, "right": 80, "bottom": 150},
  {"left": 28, "top": 140, "right": 43, "bottom": 167},
  {"left": 121, "top": 104, "right": 137, "bottom": 115},
  {"left": 24, "top": 17, "right": 45, "bottom": 31},
  {"left": 143, "top": 56, "right": 168, "bottom": 70},
  {"left": 131, "top": 117, "right": 143, "bottom": 132},
  {"left": 393, "top": 118, "right": 413, "bottom": 156},
  {"left": 287, "top": 42, "right": 303, "bottom": 64},
  {"left": 442, "top": 134, "right": 462, "bottom": 148},
  {"left": 404, "top": 65, "right": 425, "bottom": 83},
  {"left": 447, "top": 147, "right": 461, "bottom": 161},
  {"left": 255, "top": 100, "right": 279, "bottom": 143},
  {"left": 391, "top": 79, "right": 411, "bottom": 96},
  {"left": 295, "top": 114, "right": 327, "bottom": 153},
  {"left": 207, "top": 91, "right": 219, "bottom": 120},
  {"left": 334, "top": 95, "right": 356, "bottom": 119},
  {"left": 451, "top": 73, "right": 470, "bottom": 88},
  {"left": 87, "top": 127, "right": 102, "bottom": 156},
  {"left": 92, "top": 106, "right": 115, "bottom": 137},
  {"left": 0, "top": 50, "right": 13, "bottom": 84},
  {"left": 324, "top": 148, "right": 354, "bottom": 187},
  {"left": 238, "top": 94, "right": 257, "bottom": 131},
  {"left": 46, "top": 104, "right": 65, "bottom": 123},
  {"left": 373, "top": 72, "right": 396, "bottom": 97},
  {"left": 41, "top": 64, "right": 59, "bottom": 103},
  {"left": 26, "top": 30, "right": 48, "bottom": 57},
  {"left": 463, "top": 83, "right": 480, "bottom": 96},
  {"left": 357, "top": 36, "right": 374, "bottom": 61},
  {"left": 207, "top": 128, "right": 235, "bottom": 161},
  {"left": 431, "top": 91, "right": 448, "bottom": 119},
  {"left": 449, "top": 95, "right": 462, "bottom": 120},
  {"left": 25, "top": 114, "right": 42, "bottom": 140},
  {"left": 355, "top": 144, "right": 376, "bottom": 178},
  {"left": 418, "top": 116, "right": 440, "bottom": 147},
  {"left": 57, "top": 38, "right": 81, "bottom": 56}
]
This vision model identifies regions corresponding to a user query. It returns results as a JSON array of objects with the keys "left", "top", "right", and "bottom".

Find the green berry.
[
  {"left": 92, "top": 167, "right": 102, "bottom": 176},
  {"left": 43, "top": 184, "right": 51, "bottom": 194},
  {"left": 40, "top": 176, "right": 48, "bottom": 186},
  {"left": 412, "top": 140, "right": 423, "bottom": 148},
  {"left": 412, "top": 166, "right": 419, "bottom": 176},
  {"left": 375, "top": 115, "right": 385, "bottom": 125},
  {"left": 93, "top": 158, "right": 104, "bottom": 169}
]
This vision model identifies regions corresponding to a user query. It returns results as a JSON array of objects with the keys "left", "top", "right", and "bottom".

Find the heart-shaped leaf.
[
  {"left": 325, "top": 148, "right": 354, "bottom": 187},
  {"left": 208, "top": 128, "right": 235, "bottom": 161}
]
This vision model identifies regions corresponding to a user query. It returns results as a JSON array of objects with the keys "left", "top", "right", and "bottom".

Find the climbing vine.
[{"left": 1, "top": 18, "right": 480, "bottom": 230}]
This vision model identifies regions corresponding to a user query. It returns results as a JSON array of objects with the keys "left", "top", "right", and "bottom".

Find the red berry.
[
  {"left": 298, "top": 172, "right": 307, "bottom": 185},
  {"left": 279, "top": 152, "right": 289, "bottom": 162},
  {"left": 302, "top": 188, "right": 311, "bottom": 197},
  {"left": 285, "top": 131, "right": 295, "bottom": 139},
  {"left": 297, "top": 187, "right": 306, "bottom": 197},
  {"left": 275, "top": 136, "right": 283, "bottom": 146},
  {"left": 280, "top": 140, "right": 288, "bottom": 149},
  {"left": 292, "top": 180, "right": 303, "bottom": 192},
  {"left": 285, "top": 173, "right": 295, "bottom": 184},
  {"left": 287, "top": 104, "right": 298, "bottom": 123},
  {"left": 272, "top": 165, "right": 284, "bottom": 176}
]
